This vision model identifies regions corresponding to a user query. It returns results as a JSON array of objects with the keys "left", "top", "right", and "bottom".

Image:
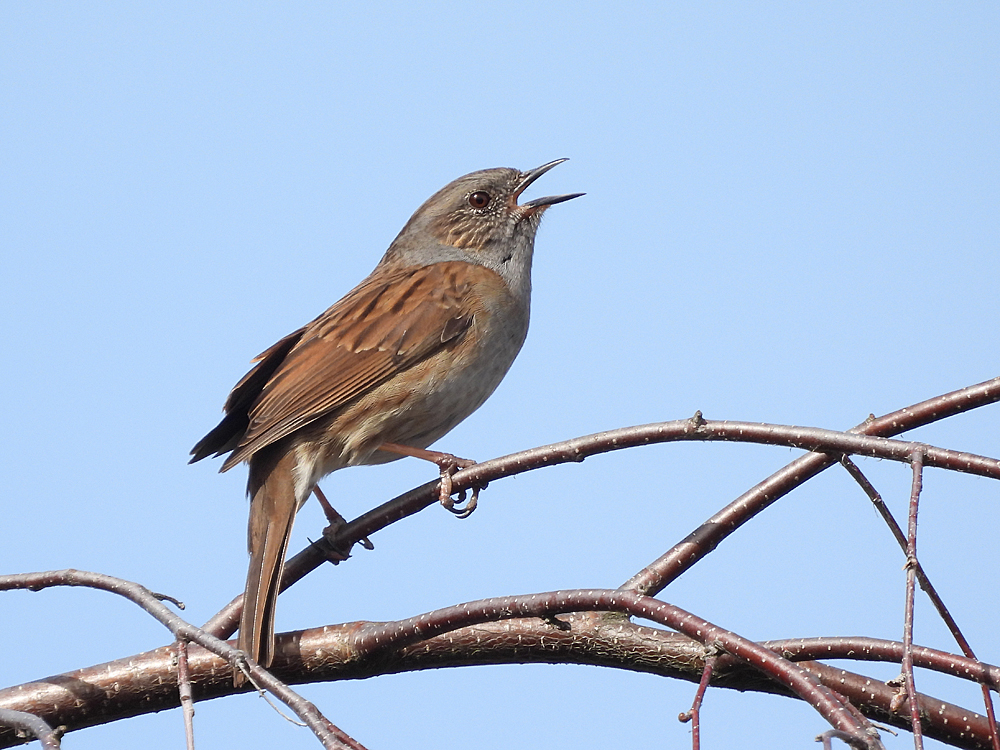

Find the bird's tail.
[{"left": 235, "top": 447, "right": 298, "bottom": 686}]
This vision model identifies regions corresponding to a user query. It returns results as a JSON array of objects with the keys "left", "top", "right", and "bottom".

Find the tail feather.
[{"left": 235, "top": 448, "right": 298, "bottom": 686}]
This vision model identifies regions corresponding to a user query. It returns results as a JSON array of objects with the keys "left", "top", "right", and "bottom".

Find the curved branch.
[
  {"left": 0, "top": 710, "right": 59, "bottom": 750},
  {"left": 202, "top": 377, "right": 1000, "bottom": 640},
  {"left": 6, "top": 600, "right": 999, "bottom": 748},
  {"left": 760, "top": 637, "right": 1000, "bottom": 689},
  {"left": 355, "top": 590, "right": 881, "bottom": 747},
  {"left": 623, "top": 376, "right": 1000, "bottom": 596},
  {"left": 6, "top": 380, "right": 998, "bottom": 748},
  {"left": 0, "top": 571, "right": 363, "bottom": 750}
]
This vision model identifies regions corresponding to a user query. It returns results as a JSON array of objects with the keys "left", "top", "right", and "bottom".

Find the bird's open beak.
[{"left": 515, "top": 158, "right": 585, "bottom": 208}]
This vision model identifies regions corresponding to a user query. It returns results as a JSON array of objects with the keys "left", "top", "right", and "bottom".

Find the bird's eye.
[{"left": 468, "top": 191, "right": 491, "bottom": 209}]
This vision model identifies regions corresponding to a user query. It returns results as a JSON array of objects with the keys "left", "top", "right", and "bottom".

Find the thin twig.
[
  {"left": 176, "top": 640, "right": 195, "bottom": 750},
  {"left": 678, "top": 651, "right": 718, "bottom": 750},
  {"left": 819, "top": 730, "right": 864, "bottom": 749},
  {"left": 901, "top": 449, "right": 925, "bottom": 749},
  {"left": 761, "top": 637, "right": 1000, "bottom": 687},
  {"left": 0, "top": 570, "right": 364, "bottom": 750},
  {"left": 622, "top": 376, "right": 1000, "bottom": 597},
  {"left": 0, "top": 709, "right": 61, "bottom": 749},
  {"left": 840, "top": 456, "right": 1000, "bottom": 749}
]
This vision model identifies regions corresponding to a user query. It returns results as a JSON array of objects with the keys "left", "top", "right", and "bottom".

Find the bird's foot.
[
  {"left": 379, "top": 442, "right": 482, "bottom": 518},
  {"left": 313, "top": 485, "right": 373, "bottom": 563}
]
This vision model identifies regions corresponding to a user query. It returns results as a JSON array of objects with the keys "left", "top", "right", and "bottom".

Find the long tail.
[{"left": 235, "top": 447, "right": 299, "bottom": 686}]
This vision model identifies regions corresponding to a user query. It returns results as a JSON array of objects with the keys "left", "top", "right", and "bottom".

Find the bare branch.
[
  {"left": 0, "top": 709, "right": 61, "bottom": 750},
  {"left": 840, "top": 457, "right": 1000, "bottom": 747},
  {"left": 175, "top": 641, "right": 195, "bottom": 750},
  {"left": 678, "top": 651, "right": 719, "bottom": 750},
  {"left": 5, "top": 611, "right": 998, "bottom": 748},
  {"left": 623, "top": 376, "right": 1000, "bottom": 597},
  {"left": 4, "top": 379, "right": 999, "bottom": 748},
  {"left": 900, "top": 449, "right": 925, "bottom": 748},
  {"left": 0, "top": 570, "right": 363, "bottom": 750},
  {"left": 199, "top": 382, "right": 1000, "bottom": 641}
]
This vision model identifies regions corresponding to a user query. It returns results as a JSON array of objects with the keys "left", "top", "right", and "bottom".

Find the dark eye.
[{"left": 468, "top": 191, "right": 491, "bottom": 209}]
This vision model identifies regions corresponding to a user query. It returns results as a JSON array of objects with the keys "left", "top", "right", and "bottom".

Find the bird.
[{"left": 189, "top": 159, "right": 582, "bottom": 681}]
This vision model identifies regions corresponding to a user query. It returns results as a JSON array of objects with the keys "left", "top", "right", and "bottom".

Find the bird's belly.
[{"left": 307, "top": 316, "right": 527, "bottom": 476}]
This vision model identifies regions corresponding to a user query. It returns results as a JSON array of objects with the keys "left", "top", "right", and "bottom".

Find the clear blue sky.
[{"left": 2, "top": 3, "right": 997, "bottom": 748}]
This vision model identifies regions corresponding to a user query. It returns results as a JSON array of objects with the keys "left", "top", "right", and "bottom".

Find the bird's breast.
[{"left": 303, "top": 273, "right": 529, "bottom": 477}]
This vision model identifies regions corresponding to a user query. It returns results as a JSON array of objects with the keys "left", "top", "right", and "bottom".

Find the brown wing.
[
  {"left": 220, "top": 261, "right": 481, "bottom": 470},
  {"left": 190, "top": 329, "right": 308, "bottom": 463}
]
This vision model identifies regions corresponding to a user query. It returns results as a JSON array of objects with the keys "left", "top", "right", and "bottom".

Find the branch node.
[
  {"left": 541, "top": 614, "right": 571, "bottom": 631},
  {"left": 153, "top": 592, "right": 186, "bottom": 610}
]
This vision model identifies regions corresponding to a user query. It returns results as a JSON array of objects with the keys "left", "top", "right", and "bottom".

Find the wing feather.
[{"left": 220, "top": 261, "right": 481, "bottom": 468}]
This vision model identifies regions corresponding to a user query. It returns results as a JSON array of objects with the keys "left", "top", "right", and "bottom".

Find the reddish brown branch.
[
  {"left": 200, "top": 379, "right": 1000, "bottom": 641},
  {"left": 840, "top": 456, "right": 1000, "bottom": 748},
  {"left": 0, "top": 570, "right": 362, "bottom": 750},
  {"left": 5, "top": 611, "right": 999, "bottom": 748},
  {"left": 622, "top": 376, "right": 1000, "bottom": 597},
  {"left": 678, "top": 652, "right": 718, "bottom": 750},
  {"left": 354, "top": 589, "right": 868, "bottom": 746},
  {"left": 759, "top": 638, "right": 1000, "bottom": 688},
  {"left": 4, "top": 379, "right": 998, "bottom": 748}
]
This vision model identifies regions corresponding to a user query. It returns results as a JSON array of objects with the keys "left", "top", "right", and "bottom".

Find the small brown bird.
[{"left": 190, "top": 160, "right": 581, "bottom": 678}]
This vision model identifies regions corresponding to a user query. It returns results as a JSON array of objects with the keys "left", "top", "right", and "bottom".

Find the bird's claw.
[
  {"left": 434, "top": 456, "right": 480, "bottom": 518},
  {"left": 314, "top": 485, "right": 373, "bottom": 558},
  {"left": 440, "top": 484, "right": 481, "bottom": 518}
]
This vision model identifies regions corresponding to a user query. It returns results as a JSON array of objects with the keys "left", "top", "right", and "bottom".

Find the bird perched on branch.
[{"left": 191, "top": 159, "right": 582, "bottom": 683}]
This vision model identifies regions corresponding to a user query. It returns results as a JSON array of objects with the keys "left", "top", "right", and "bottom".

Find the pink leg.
[
  {"left": 380, "top": 442, "right": 480, "bottom": 517},
  {"left": 313, "top": 485, "right": 374, "bottom": 558}
]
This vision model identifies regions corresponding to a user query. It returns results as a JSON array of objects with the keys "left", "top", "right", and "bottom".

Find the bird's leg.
[
  {"left": 313, "top": 485, "right": 374, "bottom": 562},
  {"left": 379, "top": 442, "right": 480, "bottom": 517},
  {"left": 312, "top": 484, "right": 345, "bottom": 525}
]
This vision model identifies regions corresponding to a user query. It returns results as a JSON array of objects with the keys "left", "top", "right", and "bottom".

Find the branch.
[
  {"left": 14, "top": 591, "right": 1000, "bottom": 748},
  {"left": 0, "top": 571, "right": 364, "bottom": 750},
  {"left": 840, "top": 456, "right": 1000, "bottom": 748},
  {"left": 5, "top": 379, "right": 998, "bottom": 747},
  {"left": 623, "top": 376, "right": 1000, "bottom": 596},
  {"left": 202, "top": 378, "right": 1000, "bottom": 640},
  {"left": 0, "top": 710, "right": 60, "bottom": 750}
]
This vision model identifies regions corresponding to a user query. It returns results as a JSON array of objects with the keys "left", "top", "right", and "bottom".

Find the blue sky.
[{"left": 2, "top": 3, "right": 998, "bottom": 748}]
